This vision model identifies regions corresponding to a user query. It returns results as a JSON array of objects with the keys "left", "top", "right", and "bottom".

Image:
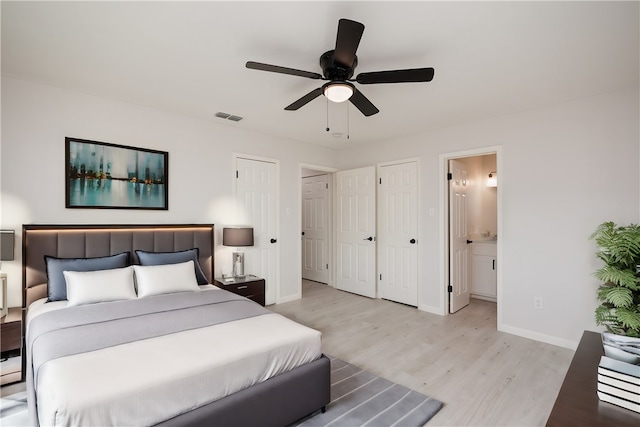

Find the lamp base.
[{"left": 232, "top": 251, "right": 245, "bottom": 278}]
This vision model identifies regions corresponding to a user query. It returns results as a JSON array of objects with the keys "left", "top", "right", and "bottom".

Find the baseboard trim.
[
  {"left": 499, "top": 324, "right": 578, "bottom": 350},
  {"left": 418, "top": 303, "right": 444, "bottom": 315},
  {"left": 276, "top": 293, "right": 302, "bottom": 305}
]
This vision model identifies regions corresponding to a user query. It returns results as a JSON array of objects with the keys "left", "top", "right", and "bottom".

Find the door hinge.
[
  {"left": 236, "top": 170, "right": 239, "bottom": 178},
  {"left": 448, "top": 285, "right": 453, "bottom": 293},
  {"left": 447, "top": 173, "right": 452, "bottom": 181},
  {"left": 380, "top": 274, "right": 382, "bottom": 280}
]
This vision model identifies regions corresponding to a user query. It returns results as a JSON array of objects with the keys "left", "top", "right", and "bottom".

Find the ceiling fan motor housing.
[{"left": 320, "top": 50, "right": 357, "bottom": 81}]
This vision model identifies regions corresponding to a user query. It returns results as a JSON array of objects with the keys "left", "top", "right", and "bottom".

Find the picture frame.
[{"left": 65, "top": 137, "right": 168, "bottom": 210}]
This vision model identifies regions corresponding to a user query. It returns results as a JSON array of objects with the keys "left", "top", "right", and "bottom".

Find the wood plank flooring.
[{"left": 270, "top": 280, "right": 574, "bottom": 426}]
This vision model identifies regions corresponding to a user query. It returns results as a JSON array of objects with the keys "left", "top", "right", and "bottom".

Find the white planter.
[{"left": 602, "top": 332, "right": 640, "bottom": 365}]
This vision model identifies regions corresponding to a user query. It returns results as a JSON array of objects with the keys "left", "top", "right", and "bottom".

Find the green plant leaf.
[
  {"left": 616, "top": 307, "right": 640, "bottom": 332},
  {"left": 594, "top": 266, "right": 639, "bottom": 289},
  {"left": 605, "top": 286, "right": 634, "bottom": 307}
]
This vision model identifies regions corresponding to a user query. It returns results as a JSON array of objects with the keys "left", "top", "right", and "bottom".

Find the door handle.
[
  {"left": 410, "top": 239, "right": 416, "bottom": 244},
  {"left": 467, "top": 240, "right": 473, "bottom": 244},
  {"left": 270, "top": 238, "right": 277, "bottom": 244},
  {"left": 363, "top": 236, "right": 373, "bottom": 241},
  {"left": 493, "top": 259, "right": 496, "bottom": 270},
  {"left": 301, "top": 232, "right": 305, "bottom": 236}
]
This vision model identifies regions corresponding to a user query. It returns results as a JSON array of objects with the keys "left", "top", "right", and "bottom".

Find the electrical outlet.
[{"left": 534, "top": 297, "right": 544, "bottom": 310}]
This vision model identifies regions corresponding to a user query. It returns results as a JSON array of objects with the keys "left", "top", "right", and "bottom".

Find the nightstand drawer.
[
  {"left": 228, "top": 281, "right": 263, "bottom": 296},
  {"left": 214, "top": 278, "right": 266, "bottom": 306},
  {"left": 1, "top": 321, "right": 21, "bottom": 353}
]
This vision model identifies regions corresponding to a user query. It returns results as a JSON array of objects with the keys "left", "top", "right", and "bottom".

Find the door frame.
[
  {"left": 297, "top": 163, "right": 338, "bottom": 293},
  {"left": 233, "top": 153, "right": 281, "bottom": 303},
  {"left": 439, "top": 146, "right": 503, "bottom": 328}
]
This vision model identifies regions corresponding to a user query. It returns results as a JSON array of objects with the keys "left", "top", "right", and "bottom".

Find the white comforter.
[{"left": 30, "top": 294, "right": 322, "bottom": 426}]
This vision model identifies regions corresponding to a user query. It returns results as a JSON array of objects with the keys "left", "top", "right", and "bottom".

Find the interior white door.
[
  {"left": 449, "top": 159, "right": 470, "bottom": 313},
  {"left": 236, "top": 157, "right": 278, "bottom": 305},
  {"left": 336, "top": 166, "right": 376, "bottom": 298},
  {"left": 378, "top": 161, "right": 418, "bottom": 306},
  {"left": 301, "top": 174, "right": 329, "bottom": 284}
]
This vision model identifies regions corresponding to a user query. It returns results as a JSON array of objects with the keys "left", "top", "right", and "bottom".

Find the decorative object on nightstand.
[
  {"left": 214, "top": 276, "right": 265, "bottom": 306},
  {"left": 0, "top": 230, "right": 15, "bottom": 319},
  {"left": 222, "top": 227, "right": 254, "bottom": 278}
]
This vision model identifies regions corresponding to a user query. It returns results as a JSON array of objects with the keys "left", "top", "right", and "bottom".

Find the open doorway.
[
  {"left": 299, "top": 164, "right": 337, "bottom": 294},
  {"left": 441, "top": 147, "right": 502, "bottom": 327}
]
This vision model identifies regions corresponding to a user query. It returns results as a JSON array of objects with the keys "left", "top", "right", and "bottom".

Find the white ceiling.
[{"left": 2, "top": 1, "right": 638, "bottom": 149}]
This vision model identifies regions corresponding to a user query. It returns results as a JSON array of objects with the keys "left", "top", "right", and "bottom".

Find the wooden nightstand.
[
  {"left": 214, "top": 276, "right": 265, "bottom": 306},
  {"left": 1, "top": 307, "right": 23, "bottom": 385}
]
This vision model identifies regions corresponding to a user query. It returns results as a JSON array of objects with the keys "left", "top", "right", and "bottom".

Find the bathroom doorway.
[{"left": 441, "top": 147, "right": 501, "bottom": 325}]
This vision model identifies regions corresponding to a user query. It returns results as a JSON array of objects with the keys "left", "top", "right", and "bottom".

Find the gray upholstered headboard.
[{"left": 22, "top": 224, "right": 214, "bottom": 308}]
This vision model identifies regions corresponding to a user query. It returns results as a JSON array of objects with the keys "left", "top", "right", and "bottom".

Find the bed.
[{"left": 22, "top": 224, "right": 330, "bottom": 427}]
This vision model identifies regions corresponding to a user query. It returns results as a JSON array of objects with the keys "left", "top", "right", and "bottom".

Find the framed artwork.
[{"left": 65, "top": 137, "right": 168, "bottom": 210}]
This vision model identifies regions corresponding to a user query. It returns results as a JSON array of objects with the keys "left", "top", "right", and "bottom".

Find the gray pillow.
[
  {"left": 45, "top": 252, "right": 130, "bottom": 302},
  {"left": 135, "top": 248, "right": 208, "bottom": 285}
]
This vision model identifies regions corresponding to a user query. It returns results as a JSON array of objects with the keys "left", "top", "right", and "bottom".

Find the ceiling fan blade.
[
  {"left": 285, "top": 88, "right": 323, "bottom": 111},
  {"left": 349, "top": 88, "right": 379, "bottom": 117},
  {"left": 334, "top": 19, "right": 365, "bottom": 69},
  {"left": 246, "top": 61, "right": 322, "bottom": 80},
  {"left": 356, "top": 67, "right": 435, "bottom": 84}
]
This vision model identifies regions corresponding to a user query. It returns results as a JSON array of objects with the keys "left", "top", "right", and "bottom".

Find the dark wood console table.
[{"left": 546, "top": 330, "right": 640, "bottom": 426}]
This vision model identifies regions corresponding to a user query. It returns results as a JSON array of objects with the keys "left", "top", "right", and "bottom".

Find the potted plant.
[{"left": 590, "top": 221, "right": 640, "bottom": 363}]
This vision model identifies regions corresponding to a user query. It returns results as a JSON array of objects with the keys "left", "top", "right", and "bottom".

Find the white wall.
[
  {"left": 2, "top": 76, "right": 638, "bottom": 349},
  {"left": 0, "top": 77, "right": 337, "bottom": 306},
  {"left": 337, "top": 87, "right": 640, "bottom": 348}
]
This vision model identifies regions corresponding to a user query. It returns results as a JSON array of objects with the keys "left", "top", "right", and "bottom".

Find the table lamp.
[{"left": 222, "top": 227, "right": 254, "bottom": 278}]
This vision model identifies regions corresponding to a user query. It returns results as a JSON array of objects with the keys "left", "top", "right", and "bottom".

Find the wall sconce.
[
  {"left": 222, "top": 227, "right": 254, "bottom": 278},
  {"left": 487, "top": 171, "right": 498, "bottom": 187}
]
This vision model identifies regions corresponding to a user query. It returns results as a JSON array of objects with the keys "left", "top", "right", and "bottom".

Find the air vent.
[{"left": 215, "top": 112, "right": 243, "bottom": 122}]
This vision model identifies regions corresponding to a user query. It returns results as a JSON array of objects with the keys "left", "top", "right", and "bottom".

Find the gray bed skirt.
[{"left": 155, "top": 354, "right": 331, "bottom": 427}]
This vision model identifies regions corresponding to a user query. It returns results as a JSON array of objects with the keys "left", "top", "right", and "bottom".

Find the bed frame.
[{"left": 22, "top": 224, "right": 330, "bottom": 427}]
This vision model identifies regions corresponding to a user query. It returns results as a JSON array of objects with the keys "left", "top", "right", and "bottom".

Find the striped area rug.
[
  {"left": 0, "top": 357, "right": 443, "bottom": 427},
  {"left": 296, "top": 356, "right": 443, "bottom": 426}
]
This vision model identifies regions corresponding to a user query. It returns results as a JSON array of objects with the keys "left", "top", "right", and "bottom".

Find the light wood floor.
[{"left": 270, "top": 280, "right": 575, "bottom": 427}]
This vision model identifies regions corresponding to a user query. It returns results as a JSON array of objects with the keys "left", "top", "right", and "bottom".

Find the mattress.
[{"left": 27, "top": 288, "right": 322, "bottom": 427}]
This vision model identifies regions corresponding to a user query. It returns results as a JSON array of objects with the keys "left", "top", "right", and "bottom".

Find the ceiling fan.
[{"left": 246, "top": 18, "right": 434, "bottom": 117}]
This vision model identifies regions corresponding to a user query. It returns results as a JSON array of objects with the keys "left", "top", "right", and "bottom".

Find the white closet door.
[
  {"left": 302, "top": 174, "right": 329, "bottom": 284},
  {"left": 378, "top": 161, "right": 418, "bottom": 306},
  {"left": 336, "top": 166, "right": 376, "bottom": 298},
  {"left": 236, "top": 157, "right": 278, "bottom": 305}
]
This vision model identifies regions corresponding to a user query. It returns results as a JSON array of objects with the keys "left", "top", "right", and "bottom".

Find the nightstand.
[
  {"left": 214, "top": 275, "right": 265, "bottom": 306},
  {"left": 1, "top": 307, "right": 23, "bottom": 385}
]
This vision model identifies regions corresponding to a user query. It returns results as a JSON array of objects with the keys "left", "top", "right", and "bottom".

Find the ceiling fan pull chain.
[
  {"left": 326, "top": 97, "right": 330, "bottom": 132},
  {"left": 347, "top": 102, "right": 350, "bottom": 140}
]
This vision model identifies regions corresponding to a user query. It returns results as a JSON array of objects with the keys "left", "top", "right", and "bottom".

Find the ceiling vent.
[{"left": 215, "top": 112, "right": 243, "bottom": 122}]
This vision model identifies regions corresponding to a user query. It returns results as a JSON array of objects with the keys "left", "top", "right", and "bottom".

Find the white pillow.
[
  {"left": 133, "top": 260, "right": 200, "bottom": 298},
  {"left": 64, "top": 266, "right": 137, "bottom": 307}
]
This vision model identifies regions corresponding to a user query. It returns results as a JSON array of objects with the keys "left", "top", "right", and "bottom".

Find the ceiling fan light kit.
[
  {"left": 246, "top": 18, "right": 434, "bottom": 118},
  {"left": 323, "top": 82, "right": 354, "bottom": 103}
]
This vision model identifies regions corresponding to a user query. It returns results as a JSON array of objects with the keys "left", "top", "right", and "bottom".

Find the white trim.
[
  {"left": 499, "top": 324, "right": 578, "bottom": 350},
  {"left": 233, "top": 153, "right": 281, "bottom": 304},
  {"left": 438, "top": 146, "right": 502, "bottom": 325}
]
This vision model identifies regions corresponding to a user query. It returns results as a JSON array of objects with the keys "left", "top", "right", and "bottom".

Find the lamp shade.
[
  {"left": 0, "top": 230, "right": 15, "bottom": 261},
  {"left": 223, "top": 227, "right": 254, "bottom": 247}
]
